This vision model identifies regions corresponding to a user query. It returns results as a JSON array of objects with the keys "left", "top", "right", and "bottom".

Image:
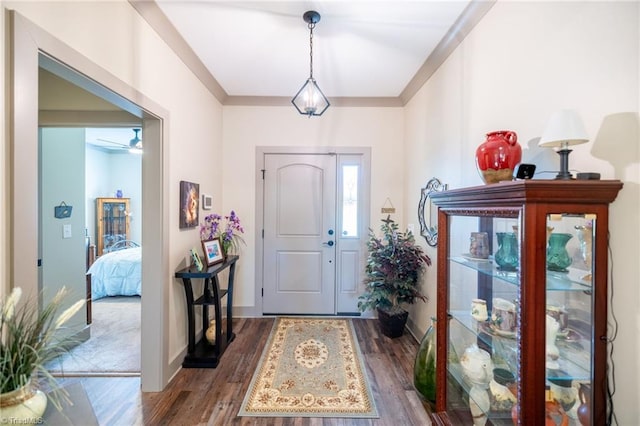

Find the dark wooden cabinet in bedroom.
[{"left": 96, "top": 197, "right": 130, "bottom": 256}]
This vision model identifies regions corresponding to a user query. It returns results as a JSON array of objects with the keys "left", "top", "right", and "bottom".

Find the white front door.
[{"left": 262, "top": 154, "right": 337, "bottom": 314}]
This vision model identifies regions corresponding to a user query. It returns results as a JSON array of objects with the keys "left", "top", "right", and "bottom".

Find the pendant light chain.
[{"left": 308, "top": 21, "right": 315, "bottom": 79}]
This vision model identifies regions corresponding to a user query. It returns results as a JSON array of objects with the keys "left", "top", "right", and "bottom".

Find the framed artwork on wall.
[{"left": 180, "top": 180, "right": 199, "bottom": 229}]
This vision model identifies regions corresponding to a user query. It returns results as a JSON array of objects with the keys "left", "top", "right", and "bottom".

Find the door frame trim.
[
  {"left": 254, "top": 146, "right": 371, "bottom": 316},
  {"left": 7, "top": 11, "right": 171, "bottom": 391}
]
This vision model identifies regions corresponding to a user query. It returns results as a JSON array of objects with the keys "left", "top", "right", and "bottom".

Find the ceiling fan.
[
  {"left": 129, "top": 128, "right": 142, "bottom": 150},
  {"left": 97, "top": 128, "right": 142, "bottom": 153}
]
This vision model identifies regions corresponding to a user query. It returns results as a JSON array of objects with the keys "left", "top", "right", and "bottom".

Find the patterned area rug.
[{"left": 238, "top": 317, "right": 378, "bottom": 418}]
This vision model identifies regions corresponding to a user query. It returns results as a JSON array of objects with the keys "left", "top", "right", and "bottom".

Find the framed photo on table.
[
  {"left": 202, "top": 238, "right": 224, "bottom": 266},
  {"left": 190, "top": 248, "right": 204, "bottom": 272}
]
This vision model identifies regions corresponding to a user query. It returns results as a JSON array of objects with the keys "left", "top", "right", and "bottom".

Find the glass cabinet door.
[
  {"left": 96, "top": 197, "right": 130, "bottom": 256},
  {"left": 445, "top": 213, "right": 521, "bottom": 425},
  {"left": 444, "top": 211, "right": 597, "bottom": 425},
  {"left": 543, "top": 213, "right": 595, "bottom": 425}
]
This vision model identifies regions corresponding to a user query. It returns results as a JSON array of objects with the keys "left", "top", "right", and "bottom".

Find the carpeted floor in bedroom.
[{"left": 47, "top": 296, "right": 141, "bottom": 374}]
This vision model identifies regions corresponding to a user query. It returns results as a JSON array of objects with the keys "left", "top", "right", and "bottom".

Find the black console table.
[{"left": 175, "top": 255, "right": 238, "bottom": 368}]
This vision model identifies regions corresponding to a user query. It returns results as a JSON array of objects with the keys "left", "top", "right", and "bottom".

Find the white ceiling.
[
  {"left": 154, "top": 0, "right": 474, "bottom": 99},
  {"left": 86, "top": 1, "right": 480, "bottom": 151}
]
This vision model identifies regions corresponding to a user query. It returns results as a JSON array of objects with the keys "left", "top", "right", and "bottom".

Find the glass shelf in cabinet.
[
  {"left": 448, "top": 311, "right": 516, "bottom": 359},
  {"left": 449, "top": 313, "right": 589, "bottom": 374},
  {"left": 450, "top": 255, "right": 519, "bottom": 286},
  {"left": 449, "top": 310, "right": 494, "bottom": 335},
  {"left": 450, "top": 312, "right": 590, "bottom": 383},
  {"left": 546, "top": 268, "right": 593, "bottom": 291},
  {"left": 549, "top": 339, "right": 591, "bottom": 382}
]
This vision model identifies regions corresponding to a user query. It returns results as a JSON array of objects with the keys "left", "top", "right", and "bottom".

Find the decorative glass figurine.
[{"left": 575, "top": 224, "right": 593, "bottom": 281}]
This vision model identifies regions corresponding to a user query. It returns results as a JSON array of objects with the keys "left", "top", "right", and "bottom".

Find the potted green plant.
[
  {"left": 358, "top": 216, "right": 431, "bottom": 338},
  {"left": 1, "top": 286, "right": 85, "bottom": 420}
]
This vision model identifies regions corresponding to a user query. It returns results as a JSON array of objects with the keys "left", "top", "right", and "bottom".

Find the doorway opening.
[
  {"left": 10, "top": 11, "right": 169, "bottom": 390},
  {"left": 40, "top": 125, "right": 143, "bottom": 375}
]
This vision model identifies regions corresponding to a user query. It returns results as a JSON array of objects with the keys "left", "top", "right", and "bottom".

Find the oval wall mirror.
[{"left": 418, "top": 177, "right": 447, "bottom": 247}]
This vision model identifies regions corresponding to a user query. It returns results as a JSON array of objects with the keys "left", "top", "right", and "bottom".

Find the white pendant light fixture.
[{"left": 292, "top": 10, "right": 330, "bottom": 117}]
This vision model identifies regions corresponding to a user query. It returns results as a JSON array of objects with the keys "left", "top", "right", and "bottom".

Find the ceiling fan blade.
[{"left": 96, "top": 138, "right": 129, "bottom": 149}]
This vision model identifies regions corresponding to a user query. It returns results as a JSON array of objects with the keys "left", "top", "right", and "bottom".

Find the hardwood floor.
[{"left": 63, "top": 318, "right": 432, "bottom": 425}]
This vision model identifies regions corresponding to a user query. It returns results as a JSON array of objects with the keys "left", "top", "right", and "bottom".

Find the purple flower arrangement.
[{"left": 200, "top": 210, "right": 245, "bottom": 254}]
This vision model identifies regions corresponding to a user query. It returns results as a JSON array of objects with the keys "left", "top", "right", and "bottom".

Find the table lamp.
[{"left": 539, "top": 110, "right": 589, "bottom": 179}]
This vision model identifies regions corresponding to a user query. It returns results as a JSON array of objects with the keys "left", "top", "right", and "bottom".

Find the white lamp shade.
[{"left": 539, "top": 109, "right": 589, "bottom": 148}]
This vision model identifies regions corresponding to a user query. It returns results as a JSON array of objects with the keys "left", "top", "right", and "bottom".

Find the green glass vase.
[
  {"left": 414, "top": 317, "right": 437, "bottom": 405},
  {"left": 547, "top": 233, "right": 573, "bottom": 272},
  {"left": 495, "top": 232, "right": 519, "bottom": 271}
]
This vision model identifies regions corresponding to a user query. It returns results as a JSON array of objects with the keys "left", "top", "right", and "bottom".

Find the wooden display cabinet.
[
  {"left": 96, "top": 197, "right": 130, "bottom": 256},
  {"left": 430, "top": 180, "right": 622, "bottom": 425}
]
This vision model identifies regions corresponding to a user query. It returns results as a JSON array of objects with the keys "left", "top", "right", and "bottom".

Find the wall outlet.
[{"left": 63, "top": 224, "right": 72, "bottom": 239}]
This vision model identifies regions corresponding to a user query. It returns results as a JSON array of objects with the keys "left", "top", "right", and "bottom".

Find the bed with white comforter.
[{"left": 88, "top": 246, "right": 141, "bottom": 300}]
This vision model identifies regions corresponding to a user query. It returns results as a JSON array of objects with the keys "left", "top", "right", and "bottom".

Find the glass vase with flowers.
[{"left": 200, "top": 210, "right": 245, "bottom": 256}]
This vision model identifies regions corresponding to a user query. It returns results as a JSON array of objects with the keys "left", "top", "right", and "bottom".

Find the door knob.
[{"left": 323, "top": 240, "right": 334, "bottom": 247}]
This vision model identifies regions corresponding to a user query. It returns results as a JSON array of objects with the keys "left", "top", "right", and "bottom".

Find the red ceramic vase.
[{"left": 475, "top": 130, "right": 522, "bottom": 184}]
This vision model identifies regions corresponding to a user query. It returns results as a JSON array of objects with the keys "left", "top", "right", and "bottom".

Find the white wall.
[
  {"left": 404, "top": 1, "right": 639, "bottom": 421},
  {"left": 1, "top": 0, "right": 223, "bottom": 380},
  {"left": 222, "top": 106, "right": 405, "bottom": 308},
  {"left": 40, "top": 127, "right": 86, "bottom": 330}
]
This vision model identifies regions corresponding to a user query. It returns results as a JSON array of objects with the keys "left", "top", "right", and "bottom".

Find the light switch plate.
[
  {"left": 202, "top": 194, "right": 212, "bottom": 210},
  {"left": 63, "top": 224, "right": 72, "bottom": 239}
]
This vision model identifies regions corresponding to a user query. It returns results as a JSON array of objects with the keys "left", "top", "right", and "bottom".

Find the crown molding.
[
  {"left": 132, "top": 1, "right": 494, "bottom": 108},
  {"left": 224, "top": 96, "right": 402, "bottom": 108},
  {"left": 129, "top": 0, "right": 228, "bottom": 103},
  {"left": 400, "top": 0, "right": 496, "bottom": 105}
]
